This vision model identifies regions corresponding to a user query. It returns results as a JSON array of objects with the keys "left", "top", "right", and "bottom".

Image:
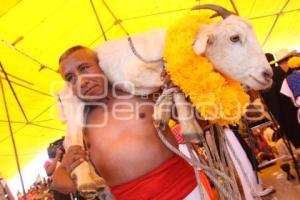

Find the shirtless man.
[{"left": 52, "top": 45, "right": 204, "bottom": 199}]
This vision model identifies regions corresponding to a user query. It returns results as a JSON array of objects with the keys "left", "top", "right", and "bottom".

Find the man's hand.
[
  {"left": 60, "top": 145, "right": 88, "bottom": 173},
  {"left": 52, "top": 145, "right": 86, "bottom": 194}
]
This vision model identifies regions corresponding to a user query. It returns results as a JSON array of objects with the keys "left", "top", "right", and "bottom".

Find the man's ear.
[{"left": 193, "top": 25, "right": 214, "bottom": 55}]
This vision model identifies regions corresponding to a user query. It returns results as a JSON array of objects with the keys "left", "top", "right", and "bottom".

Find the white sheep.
[
  {"left": 96, "top": 6, "right": 273, "bottom": 95},
  {"left": 58, "top": 4, "right": 273, "bottom": 198}
]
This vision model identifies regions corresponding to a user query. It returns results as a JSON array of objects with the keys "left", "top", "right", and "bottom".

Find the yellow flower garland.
[{"left": 164, "top": 14, "right": 249, "bottom": 126}]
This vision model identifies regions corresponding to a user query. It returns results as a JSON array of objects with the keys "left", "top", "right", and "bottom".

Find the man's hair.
[
  {"left": 59, "top": 45, "right": 88, "bottom": 64},
  {"left": 265, "top": 53, "right": 275, "bottom": 68}
]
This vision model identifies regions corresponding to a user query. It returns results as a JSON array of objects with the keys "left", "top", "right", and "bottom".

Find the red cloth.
[
  {"left": 110, "top": 155, "right": 197, "bottom": 200},
  {"left": 199, "top": 171, "right": 215, "bottom": 200}
]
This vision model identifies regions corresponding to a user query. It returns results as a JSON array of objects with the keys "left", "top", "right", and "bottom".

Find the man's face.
[
  {"left": 59, "top": 49, "right": 107, "bottom": 102},
  {"left": 278, "top": 59, "right": 289, "bottom": 72}
]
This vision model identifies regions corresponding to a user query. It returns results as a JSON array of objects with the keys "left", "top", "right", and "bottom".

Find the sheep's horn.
[{"left": 192, "top": 4, "right": 235, "bottom": 19}]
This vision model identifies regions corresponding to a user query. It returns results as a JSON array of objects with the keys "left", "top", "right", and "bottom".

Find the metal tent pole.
[
  {"left": 0, "top": 62, "right": 27, "bottom": 199},
  {"left": 90, "top": 0, "right": 108, "bottom": 41},
  {"left": 0, "top": 63, "right": 28, "bottom": 122}
]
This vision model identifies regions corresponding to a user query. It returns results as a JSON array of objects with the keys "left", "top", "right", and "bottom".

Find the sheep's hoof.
[
  {"left": 183, "top": 133, "right": 201, "bottom": 144},
  {"left": 93, "top": 177, "right": 106, "bottom": 192},
  {"left": 78, "top": 183, "right": 98, "bottom": 200}
]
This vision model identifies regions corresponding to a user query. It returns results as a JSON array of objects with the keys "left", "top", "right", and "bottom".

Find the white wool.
[{"left": 95, "top": 29, "right": 165, "bottom": 95}]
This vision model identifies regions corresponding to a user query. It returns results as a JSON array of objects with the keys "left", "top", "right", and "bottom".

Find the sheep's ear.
[{"left": 193, "top": 25, "right": 213, "bottom": 55}]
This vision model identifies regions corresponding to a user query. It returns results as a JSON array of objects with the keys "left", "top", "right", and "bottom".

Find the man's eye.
[
  {"left": 66, "top": 75, "right": 74, "bottom": 82},
  {"left": 79, "top": 64, "right": 89, "bottom": 72}
]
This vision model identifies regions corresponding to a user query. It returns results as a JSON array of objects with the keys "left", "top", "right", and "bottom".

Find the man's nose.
[{"left": 78, "top": 75, "right": 90, "bottom": 88}]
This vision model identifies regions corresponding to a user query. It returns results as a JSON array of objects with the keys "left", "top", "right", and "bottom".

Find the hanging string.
[{"left": 0, "top": 37, "right": 57, "bottom": 73}]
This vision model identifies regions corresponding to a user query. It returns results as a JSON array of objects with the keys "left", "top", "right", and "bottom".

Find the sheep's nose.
[{"left": 262, "top": 69, "right": 273, "bottom": 80}]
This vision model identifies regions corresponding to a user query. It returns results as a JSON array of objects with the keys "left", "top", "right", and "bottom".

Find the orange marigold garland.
[{"left": 164, "top": 14, "right": 249, "bottom": 126}]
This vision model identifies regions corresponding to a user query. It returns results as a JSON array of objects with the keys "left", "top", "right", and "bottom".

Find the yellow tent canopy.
[{"left": 0, "top": 0, "right": 299, "bottom": 181}]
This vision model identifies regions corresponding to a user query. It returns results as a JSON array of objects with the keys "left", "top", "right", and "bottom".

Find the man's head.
[
  {"left": 59, "top": 45, "right": 107, "bottom": 102},
  {"left": 265, "top": 53, "right": 276, "bottom": 68},
  {"left": 273, "top": 49, "right": 298, "bottom": 72}
]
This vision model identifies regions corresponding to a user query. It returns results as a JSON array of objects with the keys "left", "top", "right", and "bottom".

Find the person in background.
[
  {"left": 261, "top": 50, "right": 300, "bottom": 148},
  {"left": 44, "top": 148, "right": 63, "bottom": 176},
  {"left": 0, "top": 177, "right": 15, "bottom": 200},
  {"left": 263, "top": 126, "right": 276, "bottom": 148},
  {"left": 44, "top": 143, "right": 72, "bottom": 200}
]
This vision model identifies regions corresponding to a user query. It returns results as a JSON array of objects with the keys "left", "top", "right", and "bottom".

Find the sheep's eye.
[{"left": 230, "top": 35, "right": 240, "bottom": 43}]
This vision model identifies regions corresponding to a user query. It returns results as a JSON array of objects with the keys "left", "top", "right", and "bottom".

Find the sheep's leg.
[
  {"left": 72, "top": 162, "right": 98, "bottom": 199},
  {"left": 88, "top": 163, "right": 106, "bottom": 192},
  {"left": 59, "top": 90, "right": 99, "bottom": 198},
  {"left": 173, "top": 93, "right": 203, "bottom": 143},
  {"left": 153, "top": 91, "right": 173, "bottom": 130},
  {"left": 65, "top": 122, "right": 98, "bottom": 199}
]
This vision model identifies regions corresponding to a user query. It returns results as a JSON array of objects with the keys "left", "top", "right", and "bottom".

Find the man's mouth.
[{"left": 84, "top": 85, "right": 98, "bottom": 95}]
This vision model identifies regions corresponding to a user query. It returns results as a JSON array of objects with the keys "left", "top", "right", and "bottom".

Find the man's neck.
[{"left": 92, "top": 88, "right": 132, "bottom": 104}]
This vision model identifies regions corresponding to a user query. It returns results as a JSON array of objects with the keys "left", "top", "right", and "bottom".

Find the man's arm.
[
  {"left": 52, "top": 165, "right": 77, "bottom": 194},
  {"left": 52, "top": 145, "right": 87, "bottom": 194}
]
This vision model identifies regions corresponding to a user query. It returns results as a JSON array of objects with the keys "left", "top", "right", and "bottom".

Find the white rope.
[
  {"left": 155, "top": 87, "right": 179, "bottom": 105},
  {"left": 186, "top": 143, "right": 205, "bottom": 200},
  {"left": 155, "top": 127, "right": 236, "bottom": 200},
  {"left": 128, "top": 37, "right": 164, "bottom": 64},
  {"left": 154, "top": 87, "right": 243, "bottom": 200}
]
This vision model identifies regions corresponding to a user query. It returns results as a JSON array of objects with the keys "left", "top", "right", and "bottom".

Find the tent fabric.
[{"left": 0, "top": 0, "right": 300, "bottom": 180}]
